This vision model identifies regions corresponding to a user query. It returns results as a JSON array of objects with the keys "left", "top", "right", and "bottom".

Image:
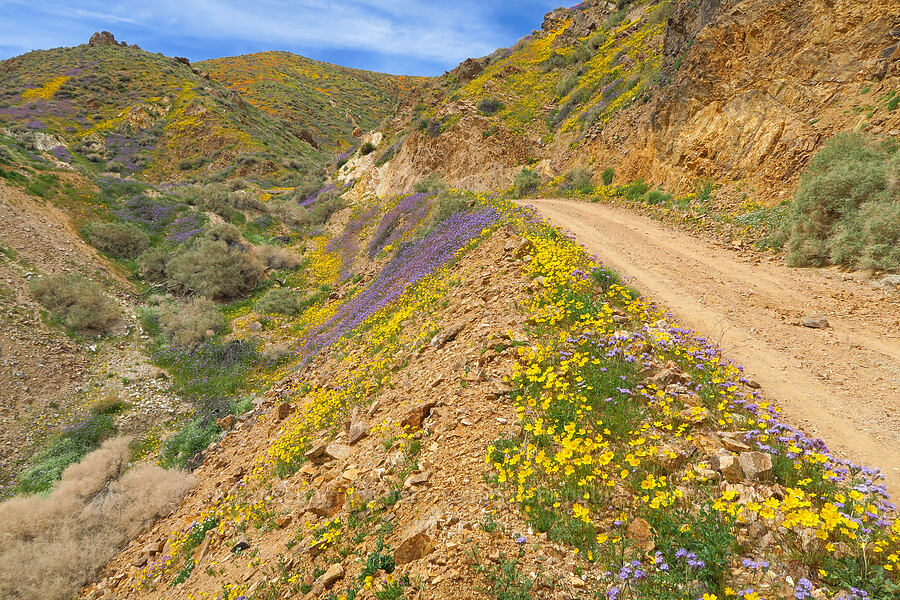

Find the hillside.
[
  {"left": 0, "top": 3, "right": 899, "bottom": 600},
  {"left": 197, "top": 52, "right": 427, "bottom": 152},
  {"left": 0, "top": 35, "right": 401, "bottom": 184},
  {"left": 353, "top": 0, "right": 899, "bottom": 207}
]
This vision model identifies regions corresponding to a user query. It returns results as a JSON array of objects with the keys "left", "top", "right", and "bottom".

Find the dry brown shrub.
[
  {"left": 0, "top": 438, "right": 193, "bottom": 600},
  {"left": 255, "top": 244, "right": 302, "bottom": 270},
  {"left": 158, "top": 296, "right": 226, "bottom": 347}
]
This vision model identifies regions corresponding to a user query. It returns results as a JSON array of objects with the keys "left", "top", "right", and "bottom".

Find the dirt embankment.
[{"left": 524, "top": 198, "right": 900, "bottom": 496}]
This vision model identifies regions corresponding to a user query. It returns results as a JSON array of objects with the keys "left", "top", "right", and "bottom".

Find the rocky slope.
[
  {"left": 1, "top": 3, "right": 899, "bottom": 600},
  {"left": 361, "top": 0, "right": 899, "bottom": 203},
  {"left": 73, "top": 193, "right": 900, "bottom": 600}
]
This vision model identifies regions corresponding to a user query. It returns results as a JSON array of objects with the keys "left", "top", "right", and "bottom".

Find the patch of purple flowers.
[
  {"left": 114, "top": 195, "right": 178, "bottom": 232},
  {"left": 300, "top": 182, "right": 336, "bottom": 207},
  {"left": 367, "top": 193, "right": 430, "bottom": 257},
  {"left": 105, "top": 133, "right": 142, "bottom": 171},
  {"left": 166, "top": 212, "right": 205, "bottom": 244},
  {"left": 51, "top": 145, "right": 72, "bottom": 162},
  {"left": 299, "top": 207, "right": 498, "bottom": 362},
  {"left": 794, "top": 578, "right": 813, "bottom": 600},
  {"left": 327, "top": 204, "right": 380, "bottom": 280}
]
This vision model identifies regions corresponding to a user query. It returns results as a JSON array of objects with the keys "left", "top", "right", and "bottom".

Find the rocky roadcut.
[{"left": 78, "top": 197, "right": 899, "bottom": 600}]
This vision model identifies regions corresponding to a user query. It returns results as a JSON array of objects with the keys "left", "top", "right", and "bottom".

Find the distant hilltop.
[{"left": 88, "top": 31, "right": 139, "bottom": 49}]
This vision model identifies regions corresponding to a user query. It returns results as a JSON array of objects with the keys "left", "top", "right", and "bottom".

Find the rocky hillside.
[
  {"left": 197, "top": 52, "right": 427, "bottom": 152},
  {"left": 0, "top": 2, "right": 899, "bottom": 600},
  {"left": 65, "top": 192, "right": 899, "bottom": 600},
  {"left": 355, "top": 0, "right": 899, "bottom": 203},
  {"left": 0, "top": 34, "right": 413, "bottom": 184}
]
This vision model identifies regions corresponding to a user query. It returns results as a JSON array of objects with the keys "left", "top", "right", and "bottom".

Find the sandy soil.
[{"left": 524, "top": 198, "right": 900, "bottom": 497}]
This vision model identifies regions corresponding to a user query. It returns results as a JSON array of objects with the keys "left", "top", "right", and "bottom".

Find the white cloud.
[{"left": 0, "top": 0, "right": 561, "bottom": 71}]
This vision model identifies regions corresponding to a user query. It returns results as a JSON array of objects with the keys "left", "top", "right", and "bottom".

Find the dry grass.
[{"left": 0, "top": 438, "right": 193, "bottom": 600}]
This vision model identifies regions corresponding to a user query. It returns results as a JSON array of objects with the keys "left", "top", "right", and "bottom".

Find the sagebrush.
[
  {"left": 158, "top": 297, "right": 226, "bottom": 347},
  {"left": 0, "top": 438, "right": 193, "bottom": 600},
  {"left": 30, "top": 273, "right": 119, "bottom": 332}
]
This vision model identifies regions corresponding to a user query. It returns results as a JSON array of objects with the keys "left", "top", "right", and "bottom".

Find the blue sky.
[{"left": 0, "top": 0, "right": 567, "bottom": 75}]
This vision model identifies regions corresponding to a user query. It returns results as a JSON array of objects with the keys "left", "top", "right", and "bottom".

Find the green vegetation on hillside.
[
  {"left": 776, "top": 132, "right": 900, "bottom": 271},
  {"left": 415, "top": 0, "right": 669, "bottom": 141},
  {"left": 197, "top": 51, "right": 426, "bottom": 151},
  {"left": 0, "top": 44, "right": 334, "bottom": 183}
]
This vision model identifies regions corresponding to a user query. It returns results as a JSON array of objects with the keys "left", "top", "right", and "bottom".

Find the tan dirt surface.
[{"left": 523, "top": 198, "right": 900, "bottom": 496}]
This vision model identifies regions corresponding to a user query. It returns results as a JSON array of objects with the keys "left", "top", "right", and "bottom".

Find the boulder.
[
  {"left": 275, "top": 515, "right": 292, "bottom": 528},
  {"left": 89, "top": 31, "right": 121, "bottom": 46},
  {"left": 626, "top": 517, "right": 654, "bottom": 552},
  {"left": 718, "top": 432, "right": 751, "bottom": 453},
  {"left": 800, "top": 315, "right": 829, "bottom": 329},
  {"left": 515, "top": 238, "right": 534, "bottom": 258},
  {"left": 430, "top": 323, "right": 464, "bottom": 349},
  {"left": 710, "top": 452, "right": 743, "bottom": 483},
  {"left": 738, "top": 451, "right": 774, "bottom": 482},
  {"left": 394, "top": 521, "right": 435, "bottom": 565},
  {"left": 308, "top": 484, "right": 345, "bottom": 517},
  {"left": 311, "top": 563, "right": 344, "bottom": 596},
  {"left": 348, "top": 417, "right": 369, "bottom": 444},
  {"left": 453, "top": 58, "right": 485, "bottom": 83},
  {"left": 324, "top": 442, "right": 351, "bottom": 462},
  {"left": 277, "top": 402, "right": 291, "bottom": 421},
  {"left": 403, "top": 471, "right": 429, "bottom": 489},
  {"left": 401, "top": 401, "right": 438, "bottom": 430},
  {"left": 299, "top": 129, "right": 319, "bottom": 149}
]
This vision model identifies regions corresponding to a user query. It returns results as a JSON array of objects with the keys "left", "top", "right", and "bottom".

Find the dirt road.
[{"left": 524, "top": 199, "right": 900, "bottom": 496}]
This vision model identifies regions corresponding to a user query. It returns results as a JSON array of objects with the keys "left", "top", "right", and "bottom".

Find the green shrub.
[
  {"left": 309, "top": 192, "right": 345, "bottom": 225},
  {"left": 158, "top": 297, "right": 226, "bottom": 348},
  {"left": 601, "top": 167, "right": 615, "bottom": 185},
  {"left": 477, "top": 97, "right": 503, "bottom": 115},
  {"left": 138, "top": 247, "right": 169, "bottom": 282},
  {"left": 84, "top": 221, "right": 149, "bottom": 259},
  {"left": 472, "top": 555, "right": 532, "bottom": 600},
  {"left": 563, "top": 167, "right": 594, "bottom": 194},
  {"left": 643, "top": 188, "right": 672, "bottom": 205},
  {"left": 166, "top": 239, "right": 264, "bottom": 300},
  {"left": 159, "top": 417, "right": 219, "bottom": 469},
  {"left": 270, "top": 199, "right": 311, "bottom": 227},
  {"left": 573, "top": 43, "right": 592, "bottom": 64},
  {"left": 557, "top": 73, "right": 579, "bottom": 97},
  {"left": 255, "top": 287, "right": 303, "bottom": 315},
  {"left": 606, "top": 9, "right": 627, "bottom": 30},
  {"left": 30, "top": 273, "right": 119, "bottom": 333},
  {"left": 413, "top": 173, "right": 448, "bottom": 194},
  {"left": 780, "top": 133, "right": 899, "bottom": 270},
  {"left": 859, "top": 200, "right": 900, "bottom": 270},
  {"left": 513, "top": 167, "right": 541, "bottom": 198},
  {"left": 694, "top": 179, "right": 715, "bottom": 203},
  {"left": 619, "top": 179, "right": 649, "bottom": 201},
  {"left": 540, "top": 52, "right": 569, "bottom": 72},
  {"left": 360, "top": 141, "right": 376, "bottom": 155},
  {"left": 590, "top": 265, "right": 621, "bottom": 292},
  {"left": 418, "top": 191, "right": 469, "bottom": 236}
]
